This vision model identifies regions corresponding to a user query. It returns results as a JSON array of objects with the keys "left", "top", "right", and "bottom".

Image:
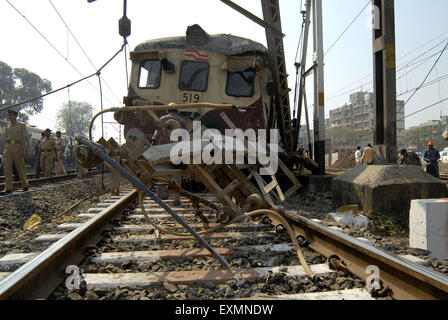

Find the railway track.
[
  {"left": 0, "top": 170, "right": 103, "bottom": 194},
  {"left": 0, "top": 187, "right": 447, "bottom": 300}
]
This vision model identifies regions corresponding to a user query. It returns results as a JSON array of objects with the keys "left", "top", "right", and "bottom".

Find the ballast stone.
[
  {"left": 332, "top": 165, "right": 448, "bottom": 224},
  {"left": 410, "top": 199, "right": 448, "bottom": 259},
  {"left": 328, "top": 211, "right": 370, "bottom": 230}
]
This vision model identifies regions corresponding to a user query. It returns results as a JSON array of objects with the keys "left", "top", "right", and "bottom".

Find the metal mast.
[{"left": 312, "top": 0, "right": 326, "bottom": 175}]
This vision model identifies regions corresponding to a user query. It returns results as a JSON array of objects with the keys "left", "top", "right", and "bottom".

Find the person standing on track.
[
  {"left": 34, "top": 131, "right": 46, "bottom": 179},
  {"left": 424, "top": 141, "right": 441, "bottom": 178},
  {"left": 1, "top": 109, "right": 29, "bottom": 195},
  {"left": 39, "top": 129, "right": 57, "bottom": 177},
  {"left": 362, "top": 143, "right": 374, "bottom": 166},
  {"left": 54, "top": 131, "right": 67, "bottom": 176},
  {"left": 355, "top": 146, "right": 362, "bottom": 166}
]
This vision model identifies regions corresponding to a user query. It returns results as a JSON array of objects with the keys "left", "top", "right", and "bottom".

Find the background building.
[{"left": 328, "top": 92, "right": 405, "bottom": 138}]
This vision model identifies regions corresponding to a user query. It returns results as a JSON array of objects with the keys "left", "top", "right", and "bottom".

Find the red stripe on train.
[
  {"left": 184, "top": 49, "right": 208, "bottom": 58},
  {"left": 184, "top": 54, "right": 208, "bottom": 62}
]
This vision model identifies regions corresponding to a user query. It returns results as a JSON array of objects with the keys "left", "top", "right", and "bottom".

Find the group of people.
[
  {"left": 1, "top": 109, "right": 70, "bottom": 195},
  {"left": 355, "top": 144, "right": 374, "bottom": 166},
  {"left": 397, "top": 142, "right": 441, "bottom": 178},
  {"left": 354, "top": 141, "right": 443, "bottom": 179},
  {"left": 34, "top": 128, "right": 68, "bottom": 179}
]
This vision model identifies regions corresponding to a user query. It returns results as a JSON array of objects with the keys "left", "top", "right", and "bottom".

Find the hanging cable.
[
  {"left": 5, "top": 0, "right": 116, "bottom": 106},
  {"left": 399, "top": 97, "right": 448, "bottom": 121},
  {"left": 48, "top": 0, "right": 122, "bottom": 105},
  {"left": 398, "top": 41, "right": 448, "bottom": 113},
  {"left": 1, "top": 42, "right": 126, "bottom": 113},
  {"left": 325, "top": 0, "right": 370, "bottom": 56},
  {"left": 124, "top": 43, "right": 129, "bottom": 88},
  {"left": 97, "top": 73, "right": 106, "bottom": 190}
]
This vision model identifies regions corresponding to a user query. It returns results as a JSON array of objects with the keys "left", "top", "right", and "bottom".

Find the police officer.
[
  {"left": 39, "top": 129, "right": 57, "bottom": 177},
  {"left": 34, "top": 131, "right": 46, "bottom": 179},
  {"left": 1, "top": 109, "right": 29, "bottom": 195},
  {"left": 54, "top": 131, "right": 67, "bottom": 176}
]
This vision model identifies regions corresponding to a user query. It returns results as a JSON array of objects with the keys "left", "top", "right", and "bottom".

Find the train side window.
[
  {"left": 179, "top": 61, "right": 209, "bottom": 92},
  {"left": 226, "top": 69, "right": 255, "bottom": 97},
  {"left": 138, "top": 60, "right": 161, "bottom": 89}
]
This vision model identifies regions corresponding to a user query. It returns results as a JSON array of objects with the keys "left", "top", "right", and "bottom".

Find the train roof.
[{"left": 134, "top": 25, "right": 267, "bottom": 56}]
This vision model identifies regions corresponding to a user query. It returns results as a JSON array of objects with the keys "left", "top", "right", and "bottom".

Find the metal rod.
[
  {"left": 76, "top": 137, "right": 230, "bottom": 269},
  {"left": 220, "top": 0, "right": 285, "bottom": 37},
  {"left": 303, "top": 88, "right": 313, "bottom": 159},
  {"left": 296, "top": 0, "right": 312, "bottom": 150}
]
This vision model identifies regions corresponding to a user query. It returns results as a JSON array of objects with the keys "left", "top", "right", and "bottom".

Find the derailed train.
[{"left": 115, "top": 25, "right": 273, "bottom": 142}]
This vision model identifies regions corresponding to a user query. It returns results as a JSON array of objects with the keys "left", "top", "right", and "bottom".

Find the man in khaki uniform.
[
  {"left": 54, "top": 131, "right": 67, "bottom": 176},
  {"left": 39, "top": 129, "right": 57, "bottom": 177},
  {"left": 1, "top": 109, "right": 29, "bottom": 195}
]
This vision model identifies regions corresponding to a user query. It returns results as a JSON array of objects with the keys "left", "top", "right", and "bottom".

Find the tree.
[
  {"left": 0, "top": 61, "right": 52, "bottom": 122},
  {"left": 405, "top": 123, "right": 448, "bottom": 152},
  {"left": 56, "top": 101, "right": 94, "bottom": 137}
]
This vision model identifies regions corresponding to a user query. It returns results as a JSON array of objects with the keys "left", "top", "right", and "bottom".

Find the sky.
[{"left": 1, "top": 0, "right": 447, "bottom": 142}]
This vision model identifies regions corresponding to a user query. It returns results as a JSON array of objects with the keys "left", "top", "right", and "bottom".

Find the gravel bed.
[
  {"left": 50, "top": 269, "right": 367, "bottom": 301},
  {"left": 280, "top": 192, "right": 333, "bottom": 220},
  {"left": 281, "top": 191, "right": 448, "bottom": 276},
  {"left": 0, "top": 176, "right": 122, "bottom": 256}
]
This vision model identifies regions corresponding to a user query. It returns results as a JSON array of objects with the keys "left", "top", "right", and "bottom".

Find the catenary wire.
[
  {"left": 48, "top": 0, "right": 122, "bottom": 105},
  {"left": 5, "top": 0, "right": 116, "bottom": 107},
  {"left": 324, "top": 0, "right": 370, "bottom": 57}
]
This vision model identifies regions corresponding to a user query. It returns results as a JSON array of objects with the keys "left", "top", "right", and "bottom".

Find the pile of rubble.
[
  {"left": 440, "top": 163, "right": 448, "bottom": 174},
  {"left": 331, "top": 151, "right": 356, "bottom": 170}
]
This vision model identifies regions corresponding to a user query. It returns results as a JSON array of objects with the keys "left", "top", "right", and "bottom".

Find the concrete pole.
[
  {"left": 372, "top": 0, "right": 397, "bottom": 163},
  {"left": 312, "top": 0, "right": 326, "bottom": 175}
]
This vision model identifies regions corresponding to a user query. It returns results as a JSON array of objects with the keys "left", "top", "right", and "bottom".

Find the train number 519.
[{"left": 182, "top": 93, "right": 200, "bottom": 103}]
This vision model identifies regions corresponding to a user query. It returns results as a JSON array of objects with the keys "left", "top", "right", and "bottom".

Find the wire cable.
[
  {"left": 47, "top": 0, "right": 122, "bottom": 105},
  {"left": 5, "top": 0, "right": 116, "bottom": 107},
  {"left": 399, "top": 97, "right": 448, "bottom": 121},
  {"left": 1, "top": 43, "right": 126, "bottom": 113},
  {"left": 325, "top": 0, "right": 370, "bottom": 57},
  {"left": 398, "top": 41, "right": 448, "bottom": 112}
]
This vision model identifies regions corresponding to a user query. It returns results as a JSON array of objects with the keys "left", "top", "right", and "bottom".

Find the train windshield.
[
  {"left": 139, "top": 60, "right": 161, "bottom": 89},
  {"left": 226, "top": 69, "right": 255, "bottom": 97},
  {"left": 179, "top": 61, "right": 209, "bottom": 92}
]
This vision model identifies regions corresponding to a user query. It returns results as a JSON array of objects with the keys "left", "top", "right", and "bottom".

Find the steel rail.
[
  {"left": 0, "top": 190, "right": 138, "bottom": 300},
  {"left": 0, "top": 170, "right": 103, "bottom": 190},
  {"left": 269, "top": 209, "right": 448, "bottom": 300},
  {"left": 0, "top": 170, "right": 77, "bottom": 182}
]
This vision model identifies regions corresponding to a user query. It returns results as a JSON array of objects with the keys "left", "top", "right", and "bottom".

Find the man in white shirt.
[{"left": 355, "top": 146, "right": 362, "bottom": 166}]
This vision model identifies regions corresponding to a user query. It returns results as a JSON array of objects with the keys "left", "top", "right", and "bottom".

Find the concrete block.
[
  {"left": 410, "top": 199, "right": 448, "bottom": 259},
  {"left": 332, "top": 165, "right": 448, "bottom": 224}
]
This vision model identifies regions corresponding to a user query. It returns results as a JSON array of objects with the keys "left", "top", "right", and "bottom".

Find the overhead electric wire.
[
  {"left": 5, "top": 0, "right": 116, "bottom": 107},
  {"left": 397, "top": 72, "right": 448, "bottom": 98},
  {"left": 326, "top": 34, "right": 448, "bottom": 101},
  {"left": 1, "top": 43, "right": 127, "bottom": 113},
  {"left": 47, "top": 0, "right": 122, "bottom": 105},
  {"left": 324, "top": 0, "right": 370, "bottom": 57},
  {"left": 399, "top": 97, "right": 448, "bottom": 121},
  {"left": 398, "top": 40, "right": 448, "bottom": 112}
]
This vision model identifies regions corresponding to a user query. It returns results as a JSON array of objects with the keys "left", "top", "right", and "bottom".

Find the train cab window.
[
  {"left": 179, "top": 61, "right": 209, "bottom": 92},
  {"left": 226, "top": 69, "right": 255, "bottom": 97},
  {"left": 138, "top": 60, "right": 162, "bottom": 89}
]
